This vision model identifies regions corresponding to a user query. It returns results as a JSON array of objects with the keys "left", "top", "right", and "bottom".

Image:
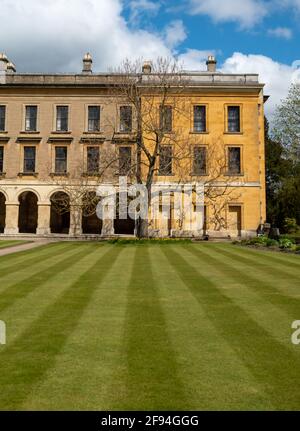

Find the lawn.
[{"left": 0, "top": 241, "right": 299, "bottom": 410}]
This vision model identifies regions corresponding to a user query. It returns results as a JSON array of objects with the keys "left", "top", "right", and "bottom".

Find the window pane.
[
  {"left": 88, "top": 106, "right": 100, "bottom": 132},
  {"left": 160, "top": 106, "right": 172, "bottom": 132},
  {"left": 25, "top": 106, "right": 37, "bottom": 131},
  {"left": 159, "top": 145, "right": 172, "bottom": 175},
  {"left": 56, "top": 106, "right": 68, "bottom": 132},
  {"left": 55, "top": 147, "right": 67, "bottom": 173},
  {"left": 87, "top": 147, "right": 100, "bottom": 173},
  {"left": 194, "top": 106, "right": 206, "bottom": 132},
  {"left": 228, "top": 147, "right": 241, "bottom": 174},
  {"left": 24, "top": 146, "right": 36, "bottom": 173},
  {"left": 0, "top": 147, "right": 3, "bottom": 172},
  {"left": 193, "top": 146, "right": 207, "bottom": 174},
  {"left": 0, "top": 106, "right": 6, "bottom": 132},
  {"left": 119, "top": 147, "right": 131, "bottom": 175},
  {"left": 120, "top": 106, "right": 132, "bottom": 132},
  {"left": 228, "top": 106, "right": 240, "bottom": 132}
]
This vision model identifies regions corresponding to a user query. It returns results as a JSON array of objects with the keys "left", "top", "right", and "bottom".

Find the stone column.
[
  {"left": 101, "top": 219, "right": 114, "bottom": 236},
  {"left": 69, "top": 206, "right": 82, "bottom": 236},
  {"left": 37, "top": 202, "right": 51, "bottom": 235},
  {"left": 4, "top": 202, "right": 19, "bottom": 235}
]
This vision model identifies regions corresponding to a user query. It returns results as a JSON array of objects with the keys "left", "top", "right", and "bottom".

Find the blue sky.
[
  {"left": 124, "top": 0, "right": 299, "bottom": 66},
  {"left": 0, "top": 0, "right": 299, "bottom": 116}
]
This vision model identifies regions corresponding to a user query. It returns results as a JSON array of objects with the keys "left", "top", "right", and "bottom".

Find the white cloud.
[
  {"left": 164, "top": 20, "right": 187, "bottom": 49},
  {"left": 177, "top": 49, "right": 216, "bottom": 70},
  {"left": 221, "top": 53, "right": 300, "bottom": 116},
  {"left": 129, "top": 0, "right": 160, "bottom": 24},
  {"left": 0, "top": 0, "right": 171, "bottom": 72},
  {"left": 189, "top": 0, "right": 268, "bottom": 28},
  {"left": 268, "top": 27, "right": 293, "bottom": 39}
]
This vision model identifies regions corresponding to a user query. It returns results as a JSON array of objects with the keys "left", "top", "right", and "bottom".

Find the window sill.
[
  {"left": 0, "top": 131, "right": 8, "bottom": 134},
  {"left": 190, "top": 131, "right": 209, "bottom": 135},
  {"left": 82, "top": 131, "right": 103, "bottom": 135},
  {"left": 224, "top": 131, "right": 243, "bottom": 135},
  {"left": 82, "top": 172, "right": 101, "bottom": 177},
  {"left": 51, "top": 131, "right": 72, "bottom": 134},
  {"left": 224, "top": 172, "right": 244, "bottom": 177},
  {"left": 20, "top": 131, "right": 40, "bottom": 134},
  {"left": 190, "top": 172, "right": 208, "bottom": 176},
  {"left": 50, "top": 172, "right": 69, "bottom": 177},
  {"left": 18, "top": 172, "right": 39, "bottom": 177}
]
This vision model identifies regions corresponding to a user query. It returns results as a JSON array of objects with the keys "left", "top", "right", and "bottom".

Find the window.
[
  {"left": 120, "top": 106, "right": 132, "bottom": 132},
  {"left": 25, "top": 106, "right": 37, "bottom": 131},
  {"left": 87, "top": 146, "right": 100, "bottom": 173},
  {"left": 193, "top": 106, "right": 206, "bottom": 132},
  {"left": 88, "top": 106, "right": 100, "bottom": 132},
  {"left": 160, "top": 105, "right": 172, "bottom": 132},
  {"left": 193, "top": 146, "right": 207, "bottom": 175},
  {"left": 119, "top": 146, "right": 132, "bottom": 175},
  {"left": 23, "top": 146, "right": 36, "bottom": 173},
  {"left": 0, "top": 147, "right": 3, "bottom": 173},
  {"left": 0, "top": 106, "right": 5, "bottom": 132},
  {"left": 56, "top": 106, "right": 69, "bottom": 132},
  {"left": 55, "top": 147, "right": 67, "bottom": 173},
  {"left": 228, "top": 147, "right": 241, "bottom": 174},
  {"left": 159, "top": 145, "right": 172, "bottom": 175},
  {"left": 227, "top": 106, "right": 240, "bottom": 133}
]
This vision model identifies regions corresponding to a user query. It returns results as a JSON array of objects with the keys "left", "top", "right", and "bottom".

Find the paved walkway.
[{"left": 0, "top": 240, "right": 51, "bottom": 257}]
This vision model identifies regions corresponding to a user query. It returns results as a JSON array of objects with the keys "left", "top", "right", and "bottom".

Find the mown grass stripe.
[
  {"left": 0, "top": 243, "right": 97, "bottom": 313},
  {"left": 163, "top": 245, "right": 300, "bottom": 410},
  {"left": 186, "top": 244, "right": 300, "bottom": 323},
  {"left": 0, "top": 244, "right": 122, "bottom": 410},
  {"left": 225, "top": 244, "right": 300, "bottom": 270},
  {"left": 0, "top": 242, "right": 71, "bottom": 279},
  {"left": 212, "top": 243, "right": 300, "bottom": 279},
  {"left": 117, "top": 245, "right": 188, "bottom": 410}
]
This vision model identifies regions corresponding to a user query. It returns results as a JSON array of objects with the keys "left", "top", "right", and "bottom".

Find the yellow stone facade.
[{"left": 0, "top": 54, "right": 266, "bottom": 238}]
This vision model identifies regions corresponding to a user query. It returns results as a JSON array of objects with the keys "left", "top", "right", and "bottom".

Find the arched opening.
[
  {"left": 50, "top": 192, "right": 70, "bottom": 234},
  {"left": 82, "top": 191, "right": 102, "bottom": 234},
  {"left": 114, "top": 193, "right": 135, "bottom": 235},
  {"left": 0, "top": 192, "right": 6, "bottom": 233},
  {"left": 18, "top": 191, "right": 38, "bottom": 234}
]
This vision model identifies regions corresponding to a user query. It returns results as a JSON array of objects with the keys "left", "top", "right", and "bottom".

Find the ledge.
[
  {"left": 80, "top": 136, "right": 105, "bottom": 144},
  {"left": 16, "top": 136, "right": 42, "bottom": 143},
  {"left": 0, "top": 136, "right": 10, "bottom": 143},
  {"left": 49, "top": 172, "right": 69, "bottom": 177},
  {"left": 19, "top": 131, "right": 40, "bottom": 134},
  {"left": 48, "top": 137, "right": 73, "bottom": 143},
  {"left": 18, "top": 172, "right": 39, "bottom": 177},
  {"left": 189, "top": 131, "right": 209, "bottom": 135}
]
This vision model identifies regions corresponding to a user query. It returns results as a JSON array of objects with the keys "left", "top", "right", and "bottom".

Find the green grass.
[
  {"left": 0, "top": 240, "right": 31, "bottom": 249},
  {"left": 0, "top": 241, "right": 299, "bottom": 410}
]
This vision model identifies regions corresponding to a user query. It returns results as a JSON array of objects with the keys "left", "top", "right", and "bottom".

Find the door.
[{"left": 228, "top": 206, "right": 242, "bottom": 237}]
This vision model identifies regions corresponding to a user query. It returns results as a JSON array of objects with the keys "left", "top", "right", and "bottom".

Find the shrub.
[
  {"left": 278, "top": 237, "right": 295, "bottom": 249},
  {"left": 283, "top": 217, "right": 299, "bottom": 234}
]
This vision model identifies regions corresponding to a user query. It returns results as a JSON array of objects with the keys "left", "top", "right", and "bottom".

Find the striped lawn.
[{"left": 0, "top": 242, "right": 299, "bottom": 410}]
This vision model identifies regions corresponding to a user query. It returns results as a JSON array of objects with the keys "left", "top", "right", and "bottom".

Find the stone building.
[{"left": 0, "top": 53, "right": 267, "bottom": 238}]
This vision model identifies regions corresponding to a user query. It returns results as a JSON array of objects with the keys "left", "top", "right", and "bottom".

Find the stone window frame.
[
  {"left": 224, "top": 103, "right": 243, "bottom": 134},
  {"left": 53, "top": 104, "right": 72, "bottom": 133},
  {"left": 21, "top": 104, "right": 40, "bottom": 133},
  {"left": 225, "top": 144, "right": 244, "bottom": 176},
  {"left": 0, "top": 104, "right": 7, "bottom": 133},
  {"left": 85, "top": 104, "right": 102, "bottom": 133},
  {"left": 19, "top": 143, "right": 39, "bottom": 175},
  {"left": 191, "top": 104, "right": 209, "bottom": 134}
]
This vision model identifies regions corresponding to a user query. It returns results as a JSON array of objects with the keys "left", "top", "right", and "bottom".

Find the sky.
[{"left": 0, "top": 0, "right": 300, "bottom": 117}]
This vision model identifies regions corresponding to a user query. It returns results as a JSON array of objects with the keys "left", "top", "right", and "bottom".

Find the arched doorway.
[
  {"left": 114, "top": 193, "right": 135, "bottom": 235},
  {"left": 50, "top": 192, "right": 70, "bottom": 234},
  {"left": 18, "top": 191, "right": 38, "bottom": 234},
  {"left": 0, "top": 192, "right": 6, "bottom": 233},
  {"left": 82, "top": 191, "right": 102, "bottom": 234}
]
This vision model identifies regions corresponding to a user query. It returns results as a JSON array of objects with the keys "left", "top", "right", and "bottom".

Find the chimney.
[
  {"left": 142, "top": 61, "right": 152, "bottom": 74},
  {"left": 0, "top": 53, "right": 9, "bottom": 72},
  {"left": 82, "top": 53, "right": 93, "bottom": 74},
  {"left": 206, "top": 55, "right": 217, "bottom": 73}
]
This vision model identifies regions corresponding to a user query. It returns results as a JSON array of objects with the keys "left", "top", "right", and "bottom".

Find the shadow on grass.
[
  {"left": 118, "top": 245, "right": 188, "bottom": 410},
  {"left": 162, "top": 246, "right": 300, "bottom": 410},
  {"left": 0, "top": 245, "right": 122, "bottom": 410}
]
